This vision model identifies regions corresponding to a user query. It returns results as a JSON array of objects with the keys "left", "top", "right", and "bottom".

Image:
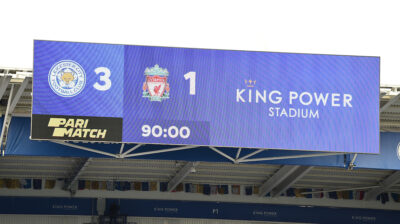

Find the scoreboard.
[{"left": 31, "top": 40, "right": 380, "bottom": 153}]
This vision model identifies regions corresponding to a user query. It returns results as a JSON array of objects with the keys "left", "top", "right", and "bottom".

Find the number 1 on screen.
[{"left": 184, "top": 72, "right": 196, "bottom": 95}]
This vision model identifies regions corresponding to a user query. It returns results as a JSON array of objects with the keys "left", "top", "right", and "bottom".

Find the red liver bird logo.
[{"left": 154, "top": 84, "right": 162, "bottom": 95}]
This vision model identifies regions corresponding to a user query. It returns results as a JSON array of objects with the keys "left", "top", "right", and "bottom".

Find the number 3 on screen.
[{"left": 93, "top": 67, "right": 111, "bottom": 91}]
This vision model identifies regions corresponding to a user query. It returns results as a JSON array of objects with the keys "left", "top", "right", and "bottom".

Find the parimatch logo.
[
  {"left": 31, "top": 114, "right": 122, "bottom": 142},
  {"left": 48, "top": 118, "right": 107, "bottom": 139}
]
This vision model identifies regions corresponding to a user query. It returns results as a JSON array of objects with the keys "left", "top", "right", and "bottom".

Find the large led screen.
[{"left": 32, "top": 40, "right": 380, "bottom": 153}]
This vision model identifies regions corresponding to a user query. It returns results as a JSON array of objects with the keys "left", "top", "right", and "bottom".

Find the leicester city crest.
[
  {"left": 48, "top": 60, "right": 86, "bottom": 97},
  {"left": 142, "top": 64, "right": 170, "bottom": 102}
]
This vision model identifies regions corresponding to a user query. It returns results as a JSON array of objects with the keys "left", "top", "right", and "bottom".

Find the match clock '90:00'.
[{"left": 141, "top": 124, "right": 190, "bottom": 139}]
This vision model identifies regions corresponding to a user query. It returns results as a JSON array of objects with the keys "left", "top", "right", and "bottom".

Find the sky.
[{"left": 0, "top": 0, "right": 398, "bottom": 85}]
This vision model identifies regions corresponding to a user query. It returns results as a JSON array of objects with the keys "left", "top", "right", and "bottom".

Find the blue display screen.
[{"left": 32, "top": 40, "right": 380, "bottom": 153}]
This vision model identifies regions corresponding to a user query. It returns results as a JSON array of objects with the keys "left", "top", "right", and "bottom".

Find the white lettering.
[
  {"left": 300, "top": 92, "right": 312, "bottom": 105},
  {"left": 289, "top": 91, "right": 298, "bottom": 104},
  {"left": 268, "top": 107, "right": 319, "bottom": 119},
  {"left": 314, "top": 93, "right": 329, "bottom": 106},
  {"left": 331, "top": 93, "right": 340, "bottom": 107},
  {"left": 269, "top": 90, "right": 282, "bottom": 104},
  {"left": 310, "top": 110, "right": 319, "bottom": 119},
  {"left": 268, "top": 107, "right": 274, "bottom": 117},
  {"left": 256, "top": 90, "right": 266, "bottom": 103},
  {"left": 236, "top": 89, "right": 245, "bottom": 102},
  {"left": 248, "top": 89, "right": 252, "bottom": 103},
  {"left": 343, "top": 94, "right": 352, "bottom": 107},
  {"left": 280, "top": 108, "right": 288, "bottom": 117}
]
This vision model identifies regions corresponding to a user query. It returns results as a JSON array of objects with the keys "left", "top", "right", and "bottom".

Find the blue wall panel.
[{"left": 3, "top": 117, "right": 400, "bottom": 170}]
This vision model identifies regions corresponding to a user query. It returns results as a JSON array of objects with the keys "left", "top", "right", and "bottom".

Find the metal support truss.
[
  {"left": 119, "top": 143, "right": 125, "bottom": 154},
  {"left": 237, "top": 149, "right": 266, "bottom": 162},
  {"left": 168, "top": 161, "right": 199, "bottom": 192},
  {"left": 8, "top": 77, "right": 30, "bottom": 112},
  {"left": 50, "top": 141, "right": 197, "bottom": 159},
  {"left": 51, "top": 141, "right": 118, "bottom": 158},
  {"left": 380, "top": 93, "right": 400, "bottom": 113},
  {"left": 270, "top": 166, "right": 313, "bottom": 197},
  {"left": 64, "top": 157, "right": 93, "bottom": 193},
  {"left": 365, "top": 170, "right": 400, "bottom": 201},
  {"left": 209, "top": 147, "right": 236, "bottom": 163},
  {"left": 121, "top": 144, "right": 143, "bottom": 157},
  {"left": 347, "top": 153, "right": 358, "bottom": 170},
  {"left": 0, "top": 84, "right": 14, "bottom": 156},
  {"left": 235, "top": 148, "right": 242, "bottom": 160},
  {"left": 258, "top": 165, "right": 302, "bottom": 197},
  {"left": 0, "top": 77, "right": 30, "bottom": 156},
  {"left": 0, "top": 74, "right": 11, "bottom": 100},
  {"left": 124, "top": 145, "right": 198, "bottom": 158}
]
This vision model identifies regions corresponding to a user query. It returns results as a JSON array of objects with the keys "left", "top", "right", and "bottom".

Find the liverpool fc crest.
[{"left": 142, "top": 64, "right": 170, "bottom": 102}]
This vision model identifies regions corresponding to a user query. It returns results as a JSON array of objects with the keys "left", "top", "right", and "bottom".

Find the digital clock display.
[
  {"left": 131, "top": 120, "right": 209, "bottom": 145},
  {"left": 141, "top": 125, "right": 190, "bottom": 139}
]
